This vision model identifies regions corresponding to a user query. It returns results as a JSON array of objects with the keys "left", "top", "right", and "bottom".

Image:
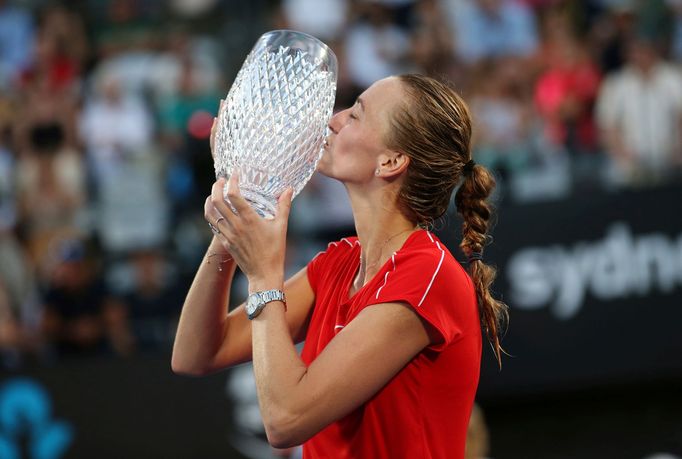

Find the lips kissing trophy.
[{"left": 213, "top": 30, "right": 338, "bottom": 218}]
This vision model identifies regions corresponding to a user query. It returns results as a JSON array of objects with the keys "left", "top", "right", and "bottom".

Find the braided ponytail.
[
  {"left": 455, "top": 164, "right": 508, "bottom": 368},
  {"left": 389, "top": 74, "right": 508, "bottom": 367}
]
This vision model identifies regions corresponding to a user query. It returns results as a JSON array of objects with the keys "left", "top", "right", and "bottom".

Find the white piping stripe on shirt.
[
  {"left": 417, "top": 232, "right": 445, "bottom": 307},
  {"left": 312, "top": 240, "right": 341, "bottom": 261},
  {"left": 334, "top": 325, "right": 344, "bottom": 330},
  {"left": 341, "top": 238, "right": 355, "bottom": 247},
  {"left": 374, "top": 253, "right": 397, "bottom": 300}
]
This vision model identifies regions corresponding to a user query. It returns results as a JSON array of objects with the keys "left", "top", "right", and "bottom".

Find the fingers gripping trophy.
[{"left": 213, "top": 30, "right": 338, "bottom": 218}]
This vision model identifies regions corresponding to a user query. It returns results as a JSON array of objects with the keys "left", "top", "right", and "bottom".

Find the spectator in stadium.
[
  {"left": 469, "top": 57, "right": 535, "bottom": 180},
  {"left": 40, "top": 238, "right": 134, "bottom": 358},
  {"left": 596, "top": 35, "right": 682, "bottom": 185},
  {"left": 534, "top": 28, "right": 601, "bottom": 155},
  {"left": 116, "top": 248, "right": 183, "bottom": 353},
  {"left": 14, "top": 121, "right": 86, "bottom": 273},
  {"left": 19, "top": 4, "right": 88, "bottom": 95},
  {"left": 409, "top": 0, "right": 456, "bottom": 76},
  {"left": 279, "top": 0, "right": 348, "bottom": 42},
  {"left": 445, "top": 0, "right": 539, "bottom": 65},
  {"left": 343, "top": 2, "right": 411, "bottom": 89},
  {"left": 465, "top": 404, "right": 491, "bottom": 459},
  {"left": 78, "top": 73, "right": 154, "bottom": 183},
  {"left": 0, "top": 0, "right": 35, "bottom": 88},
  {"left": 79, "top": 73, "right": 169, "bottom": 254}
]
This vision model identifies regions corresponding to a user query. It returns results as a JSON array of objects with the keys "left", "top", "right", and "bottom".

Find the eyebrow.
[{"left": 355, "top": 97, "right": 365, "bottom": 111}]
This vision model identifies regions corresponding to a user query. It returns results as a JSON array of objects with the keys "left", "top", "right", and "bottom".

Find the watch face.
[{"left": 246, "top": 294, "right": 259, "bottom": 316}]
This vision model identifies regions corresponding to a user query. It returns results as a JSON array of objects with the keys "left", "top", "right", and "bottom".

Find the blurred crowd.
[{"left": 1, "top": 0, "right": 682, "bottom": 368}]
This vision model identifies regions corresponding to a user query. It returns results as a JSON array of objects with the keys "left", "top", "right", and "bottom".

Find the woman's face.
[{"left": 317, "top": 77, "right": 404, "bottom": 183}]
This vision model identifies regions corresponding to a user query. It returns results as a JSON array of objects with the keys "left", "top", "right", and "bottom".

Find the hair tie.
[
  {"left": 463, "top": 159, "right": 476, "bottom": 176},
  {"left": 467, "top": 252, "right": 483, "bottom": 263}
]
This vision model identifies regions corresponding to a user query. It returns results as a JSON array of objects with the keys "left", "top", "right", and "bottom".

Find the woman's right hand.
[{"left": 204, "top": 175, "right": 292, "bottom": 285}]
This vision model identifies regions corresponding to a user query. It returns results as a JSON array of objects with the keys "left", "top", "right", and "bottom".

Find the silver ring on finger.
[{"left": 208, "top": 221, "right": 221, "bottom": 235}]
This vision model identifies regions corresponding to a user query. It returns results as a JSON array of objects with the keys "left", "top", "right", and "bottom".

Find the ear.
[{"left": 376, "top": 151, "right": 410, "bottom": 178}]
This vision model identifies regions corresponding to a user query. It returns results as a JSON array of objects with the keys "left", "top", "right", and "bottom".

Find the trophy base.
[
  {"left": 240, "top": 186, "right": 278, "bottom": 219},
  {"left": 220, "top": 177, "right": 278, "bottom": 219}
]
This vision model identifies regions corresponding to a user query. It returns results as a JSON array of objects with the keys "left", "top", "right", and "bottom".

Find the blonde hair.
[{"left": 387, "top": 74, "right": 508, "bottom": 367}]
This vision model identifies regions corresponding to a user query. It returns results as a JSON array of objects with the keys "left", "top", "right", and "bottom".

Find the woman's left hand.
[{"left": 208, "top": 173, "right": 293, "bottom": 287}]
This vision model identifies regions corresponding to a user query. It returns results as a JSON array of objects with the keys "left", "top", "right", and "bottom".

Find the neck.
[{"left": 346, "top": 184, "right": 418, "bottom": 288}]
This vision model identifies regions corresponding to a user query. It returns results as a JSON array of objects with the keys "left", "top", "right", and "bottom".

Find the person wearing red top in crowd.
[
  {"left": 535, "top": 32, "right": 602, "bottom": 154},
  {"left": 172, "top": 74, "right": 508, "bottom": 458}
]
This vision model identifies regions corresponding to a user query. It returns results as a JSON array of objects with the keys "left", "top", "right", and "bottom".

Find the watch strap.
[{"left": 258, "top": 289, "right": 286, "bottom": 305}]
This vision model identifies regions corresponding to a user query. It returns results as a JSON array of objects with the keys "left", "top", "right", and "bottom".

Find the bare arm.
[
  {"left": 172, "top": 112, "right": 247, "bottom": 375},
  {"left": 171, "top": 236, "right": 237, "bottom": 375},
  {"left": 171, "top": 238, "right": 316, "bottom": 375},
  {"left": 171, "top": 193, "right": 316, "bottom": 376}
]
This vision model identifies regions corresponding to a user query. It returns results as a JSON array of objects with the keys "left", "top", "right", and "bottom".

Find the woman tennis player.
[{"left": 172, "top": 74, "right": 507, "bottom": 459}]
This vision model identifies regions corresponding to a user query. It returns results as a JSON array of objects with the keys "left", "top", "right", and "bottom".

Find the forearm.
[
  {"left": 172, "top": 237, "right": 237, "bottom": 375},
  {"left": 250, "top": 277, "right": 311, "bottom": 447}
]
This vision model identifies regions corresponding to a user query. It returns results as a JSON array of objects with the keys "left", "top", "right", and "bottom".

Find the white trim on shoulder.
[
  {"left": 375, "top": 253, "right": 397, "bottom": 300},
  {"left": 341, "top": 238, "right": 356, "bottom": 247},
  {"left": 312, "top": 239, "right": 341, "bottom": 260},
  {"left": 417, "top": 232, "right": 445, "bottom": 307}
]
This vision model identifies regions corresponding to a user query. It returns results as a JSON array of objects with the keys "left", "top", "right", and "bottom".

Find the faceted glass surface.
[{"left": 214, "top": 30, "right": 338, "bottom": 218}]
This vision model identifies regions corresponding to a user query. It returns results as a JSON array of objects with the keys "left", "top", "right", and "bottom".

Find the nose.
[{"left": 328, "top": 108, "right": 346, "bottom": 135}]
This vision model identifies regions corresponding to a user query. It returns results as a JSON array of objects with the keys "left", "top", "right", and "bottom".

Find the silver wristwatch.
[{"left": 245, "top": 289, "right": 286, "bottom": 320}]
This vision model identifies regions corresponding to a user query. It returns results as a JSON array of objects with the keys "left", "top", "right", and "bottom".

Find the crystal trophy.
[{"left": 213, "top": 30, "right": 338, "bottom": 218}]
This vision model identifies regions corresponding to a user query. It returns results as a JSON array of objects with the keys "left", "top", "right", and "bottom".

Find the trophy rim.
[{"left": 257, "top": 29, "right": 338, "bottom": 78}]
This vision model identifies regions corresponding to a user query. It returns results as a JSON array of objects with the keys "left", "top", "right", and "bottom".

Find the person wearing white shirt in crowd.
[
  {"left": 79, "top": 74, "right": 168, "bottom": 253},
  {"left": 282, "top": 0, "right": 348, "bottom": 42},
  {"left": 79, "top": 74, "right": 154, "bottom": 178},
  {"left": 596, "top": 36, "right": 682, "bottom": 185}
]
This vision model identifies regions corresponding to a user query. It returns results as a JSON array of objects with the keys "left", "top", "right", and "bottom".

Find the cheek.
[
  {"left": 336, "top": 126, "right": 373, "bottom": 158},
  {"left": 334, "top": 131, "right": 356, "bottom": 155}
]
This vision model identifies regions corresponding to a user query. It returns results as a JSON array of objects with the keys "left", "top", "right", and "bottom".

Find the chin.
[
  {"left": 316, "top": 153, "right": 332, "bottom": 177},
  {"left": 316, "top": 166, "right": 334, "bottom": 179}
]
